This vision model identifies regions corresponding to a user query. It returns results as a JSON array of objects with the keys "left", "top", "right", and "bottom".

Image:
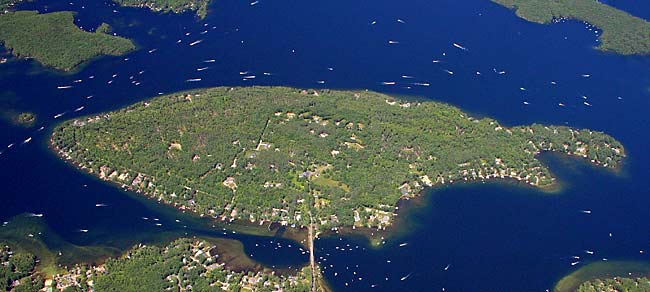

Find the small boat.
[
  {"left": 443, "top": 69, "right": 454, "bottom": 75},
  {"left": 85, "top": 95, "right": 93, "bottom": 99},
  {"left": 189, "top": 39, "right": 203, "bottom": 46},
  {"left": 155, "top": 223, "right": 162, "bottom": 226},
  {"left": 432, "top": 59, "right": 441, "bottom": 63},
  {"left": 401, "top": 75, "right": 414, "bottom": 79},
  {"left": 327, "top": 67, "right": 334, "bottom": 71},
  {"left": 37, "top": 126, "right": 44, "bottom": 131},
  {"left": 148, "top": 48, "right": 157, "bottom": 53},
  {"left": 317, "top": 80, "right": 325, "bottom": 84},
  {"left": 571, "top": 261, "right": 580, "bottom": 266},
  {"left": 581, "top": 74, "right": 590, "bottom": 77},
  {"left": 176, "top": 39, "right": 182, "bottom": 44},
  {"left": 54, "top": 112, "right": 66, "bottom": 119},
  {"left": 550, "top": 81, "right": 557, "bottom": 85},
  {"left": 186, "top": 78, "right": 202, "bottom": 82},
  {"left": 476, "top": 71, "right": 481, "bottom": 75},
  {"left": 196, "top": 67, "right": 209, "bottom": 71},
  {"left": 243, "top": 75, "right": 256, "bottom": 79},
  {"left": 388, "top": 40, "right": 399, "bottom": 44},
  {"left": 444, "top": 264, "right": 450, "bottom": 271},
  {"left": 370, "top": 21, "right": 377, "bottom": 25},
  {"left": 239, "top": 71, "right": 249, "bottom": 75},
  {"left": 203, "top": 59, "right": 216, "bottom": 63},
  {"left": 399, "top": 243, "right": 408, "bottom": 247},
  {"left": 452, "top": 42, "right": 468, "bottom": 51},
  {"left": 7, "top": 143, "right": 14, "bottom": 148},
  {"left": 27, "top": 213, "right": 43, "bottom": 217},
  {"left": 558, "top": 103, "right": 565, "bottom": 107},
  {"left": 381, "top": 81, "right": 396, "bottom": 85},
  {"left": 72, "top": 79, "right": 82, "bottom": 83},
  {"left": 74, "top": 106, "right": 85, "bottom": 112},
  {"left": 400, "top": 273, "right": 412, "bottom": 281},
  {"left": 397, "top": 19, "right": 405, "bottom": 24},
  {"left": 520, "top": 87, "right": 526, "bottom": 91},
  {"left": 79, "top": 229, "right": 89, "bottom": 233},
  {"left": 583, "top": 102, "right": 592, "bottom": 106},
  {"left": 523, "top": 101, "right": 530, "bottom": 105},
  {"left": 57, "top": 85, "right": 73, "bottom": 89},
  {"left": 141, "top": 217, "right": 149, "bottom": 220},
  {"left": 250, "top": 0, "right": 259, "bottom": 5},
  {"left": 112, "top": 74, "right": 118, "bottom": 78},
  {"left": 263, "top": 72, "right": 272, "bottom": 76},
  {"left": 107, "top": 80, "right": 113, "bottom": 84},
  {"left": 22, "top": 137, "right": 32, "bottom": 144},
  {"left": 95, "top": 204, "right": 107, "bottom": 207},
  {"left": 580, "top": 209, "right": 592, "bottom": 214},
  {"left": 412, "top": 82, "right": 430, "bottom": 86},
  {"left": 585, "top": 250, "right": 594, "bottom": 255}
]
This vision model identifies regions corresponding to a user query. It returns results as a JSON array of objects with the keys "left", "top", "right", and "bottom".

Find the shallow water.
[{"left": 0, "top": 0, "right": 649, "bottom": 290}]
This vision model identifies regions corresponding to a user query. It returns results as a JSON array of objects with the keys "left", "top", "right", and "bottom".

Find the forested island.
[
  {"left": 0, "top": 11, "right": 135, "bottom": 71},
  {"left": 554, "top": 261, "right": 650, "bottom": 292},
  {"left": 114, "top": 0, "right": 210, "bottom": 18},
  {"left": 491, "top": 0, "right": 650, "bottom": 55},
  {"left": 51, "top": 87, "right": 625, "bottom": 233}
]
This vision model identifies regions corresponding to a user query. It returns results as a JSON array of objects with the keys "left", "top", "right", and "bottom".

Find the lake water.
[{"left": 1, "top": 0, "right": 649, "bottom": 291}]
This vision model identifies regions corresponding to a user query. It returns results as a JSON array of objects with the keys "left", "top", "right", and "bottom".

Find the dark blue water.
[{"left": 1, "top": 0, "right": 649, "bottom": 290}]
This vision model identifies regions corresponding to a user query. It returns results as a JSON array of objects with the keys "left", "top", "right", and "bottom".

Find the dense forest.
[
  {"left": 492, "top": 0, "right": 650, "bottom": 55},
  {"left": 576, "top": 277, "right": 650, "bottom": 292},
  {"left": 0, "top": 243, "right": 44, "bottom": 292},
  {"left": 114, "top": 0, "right": 210, "bottom": 18},
  {"left": 52, "top": 87, "right": 625, "bottom": 230},
  {"left": 0, "top": 11, "right": 135, "bottom": 71}
]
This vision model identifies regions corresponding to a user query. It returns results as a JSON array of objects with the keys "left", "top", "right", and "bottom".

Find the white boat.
[
  {"left": 583, "top": 102, "right": 592, "bottom": 106},
  {"left": 399, "top": 243, "right": 408, "bottom": 247},
  {"left": 239, "top": 71, "right": 249, "bottom": 75},
  {"left": 523, "top": 101, "right": 530, "bottom": 105},
  {"left": 196, "top": 67, "right": 209, "bottom": 71},
  {"left": 317, "top": 80, "right": 325, "bottom": 84},
  {"left": 148, "top": 48, "right": 157, "bottom": 53},
  {"left": 79, "top": 229, "right": 89, "bottom": 233},
  {"left": 452, "top": 42, "right": 468, "bottom": 51},
  {"left": 400, "top": 273, "right": 411, "bottom": 281},
  {"left": 73, "top": 79, "right": 82, "bottom": 83},
  {"left": 27, "top": 213, "right": 43, "bottom": 217},
  {"left": 381, "top": 81, "right": 396, "bottom": 85},
  {"left": 186, "top": 78, "right": 202, "bottom": 82},
  {"left": 443, "top": 69, "right": 454, "bottom": 75},
  {"left": 397, "top": 19, "right": 405, "bottom": 23},
  {"left": 37, "top": 126, "right": 44, "bottom": 131},
  {"left": 571, "top": 261, "right": 580, "bottom": 266},
  {"left": 22, "top": 137, "right": 32, "bottom": 144},
  {"left": 432, "top": 59, "right": 441, "bottom": 63},
  {"left": 85, "top": 95, "right": 93, "bottom": 99},
  {"left": 74, "top": 106, "right": 85, "bottom": 112},
  {"left": 189, "top": 39, "right": 204, "bottom": 46},
  {"left": 7, "top": 143, "right": 14, "bottom": 148},
  {"left": 520, "top": 87, "right": 526, "bottom": 91},
  {"left": 550, "top": 81, "right": 557, "bottom": 85},
  {"left": 95, "top": 203, "right": 107, "bottom": 207},
  {"left": 581, "top": 209, "right": 592, "bottom": 214},
  {"left": 444, "top": 264, "right": 450, "bottom": 271},
  {"left": 412, "top": 82, "right": 430, "bottom": 86},
  {"left": 57, "top": 85, "right": 73, "bottom": 89},
  {"left": 388, "top": 40, "right": 399, "bottom": 44},
  {"left": 401, "top": 75, "right": 414, "bottom": 79},
  {"left": 581, "top": 74, "right": 590, "bottom": 77},
  {"left": 203, "top": 59, "right": 216, "bottom": 63},
  {"left": 155, "top": 223, "right": 162, "bottom": 226},
  {"left": 54, "top": 112, "right": 66, "bottom": 119},
  {"left": 243, "top": 75, "right": 256, "bottom": 79},
  {"left": 585, "top": 250, "right": 595, "bottom": 255},
  {"left": 263, "top": 72, "right": 272, "bottom": 76},
  {"left": 250, "top": 0, "right": 259, "bottom": 5},
  {"left": 327, "top": 67, "right": 334, "bottom": 71},
  {"left": 107, "top": 80, "right": 113, "bottom": 84},
  {"left": 370, "top": 21, "right": 377, "bottom": 25},
  {"left": 558, "top": 103, "right": 565, "bottom": 107}
]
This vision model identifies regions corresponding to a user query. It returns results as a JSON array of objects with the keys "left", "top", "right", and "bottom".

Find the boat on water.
[
  {"left": 203, "top": 59, "right": 216, "bottom": 63},
  {"left": 243, "top": 75, "right": 256, "bottom": 79},
  {"left": 54, "top": 112, "right": 66, "bottom": 118},
  {"left": 399, "top": 243, "right": 408, "bottom": 247},
  {"left": 444, "top": 264, "right": 450, "bottom": 271},
  {"left": 452, "top": 42, "right": 468, "bottom": 51},
  {"left": 74, "top": 106, "right": 85, "bottom": 112},
  {"left": 401, "top": 75, "right": 414, "bottom": 79},
  {"left": 583, "top": 102, "right": 592, "bottom": 106},
  {"left": 585, "top": 250, "right": 595, "bottom": 255},
  {"left": 79, "top": 229, "right": 89, "bottom": 233},
  {"left": 196, "top": 67, "right": 209, "bottom": 71},
  {"left": 57, "top": 85, "right": 72, "bottom": 89},
  {"left": 250, "top": 0, "right": 259, "bottom": 5},
  {"left": 148, "top": 48, "right": 157, "bottom": 53},
  {"left": 523, "top": 101, "right": 530, "bottom": 105},
  {"left": 95, "top": 203, "right": 107, "bottom": 207},
  {"left": 22, "top": 137, "right": 32, "bottom": 144},
  {"left": 27, "top": 213, "right": 43, "bottom": 217},
  {"left": 388, "top": 40, "right": 399, "bottom": 44},
  {"left": 581, "top": 209, "right": 592, "bottom": 214},
  {"left": 400, "top": 273, "right": 412, "bottom": 281},
  {"left": 189, "top": 39, "right": 204, "bottom": 46},
  {"left": 317, "top": 80, "right": 325, "bottom": 84},
  {"left": 397, "top": 19, "right": 405, "bottom": 23},
  {"left": 381, "top": 81, "right": 396, "bottom": 85},
  {"left": 581, "top": 74, "right": 590, "bottom": 77},
  {"left": 443, "top": 69, "right": 454, "bottom": 75},
  {"left": 432, "top": 59, "right": 441, "bottom": 63},
  {"left": 412, "top": 82, "right": 430, "bottom": 86},
  {"left": 186, "top": 78, "right": 202, "bottom": 82},
  {"left": 571, "top": 261, "right": 580, "bottom": 266}
]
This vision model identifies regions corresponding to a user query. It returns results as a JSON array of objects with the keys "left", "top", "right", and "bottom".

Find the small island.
[
  {"left": 492, "top": 0, "right": 650, "bottom": 55},
  {"left": 114, "top": 0, "right": 210, "bottom": 18},
  {"left": 13, "top": 112, "right": 35, "bottom": 127},
  {"left": 51, "top": 87, "right": 625, "bottom": 234},
  {"left": 0, "top": 11, "right": 136, "bottom": 71},
  {"left": 554, "top": 261, "right": 650, "bottom": 292}
]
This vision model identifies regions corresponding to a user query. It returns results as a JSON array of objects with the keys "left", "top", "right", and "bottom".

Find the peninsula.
[
  {"left": 114, "top": 0, "right": 210, "bottom": 18},
  {"left": 492, "top": 0, "right": 650, "bottom": 55},
  {"left": 554, "top": 261, "right": 650, "bottom": 292},
  {"left": 0, "top": 11, "right": 135, "bottom": 71},
  {"left": 51, "top": 87, "right": 625, "bottom": 233}
]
